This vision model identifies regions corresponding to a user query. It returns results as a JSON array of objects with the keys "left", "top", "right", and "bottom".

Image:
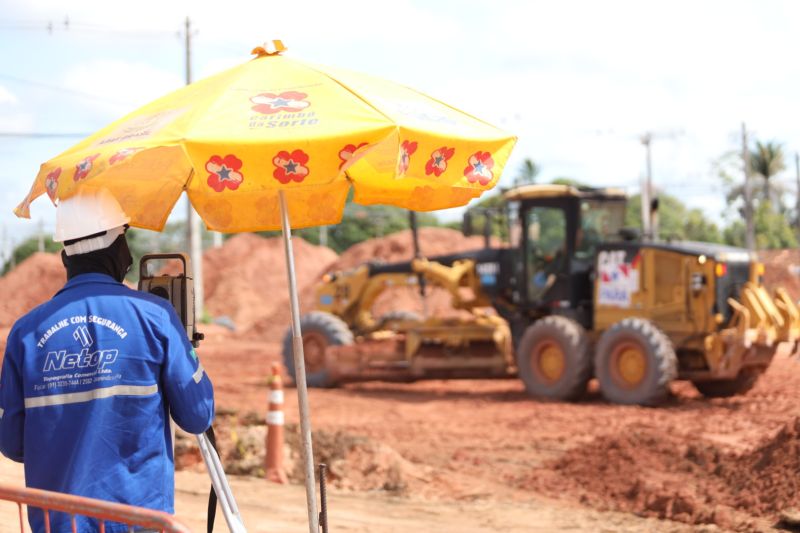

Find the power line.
[
  {"left": 0, "top": 18, "right": 175, "bottom": 38},
  {"left": 0, "top": 73, "right": 131, "bottom": 106},
  {"left": 0, "top": 132, "right": 91, "bottom": 138}
]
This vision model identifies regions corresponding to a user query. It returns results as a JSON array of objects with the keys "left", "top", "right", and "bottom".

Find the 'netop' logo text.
[{"left": 43, "top": 349, "right": 118, "bottom": 372}]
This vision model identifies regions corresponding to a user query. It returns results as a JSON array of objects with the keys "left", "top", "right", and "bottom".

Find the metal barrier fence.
[{"left": 0, "top": 483, "right": 192, "bottom": 533}]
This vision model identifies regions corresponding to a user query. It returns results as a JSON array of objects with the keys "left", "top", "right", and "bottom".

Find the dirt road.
[
  {"left": 189, "top": 333, "right": 800, "bottom": 531},
  {"left": 1, "top": 328, "right": 797, "bottom": 531},
  {"left": 0, "top": 451, "right": 695, "bottom": 532},
  {"left": 177, "top": 470, "right": 704, "bottom": 533}
]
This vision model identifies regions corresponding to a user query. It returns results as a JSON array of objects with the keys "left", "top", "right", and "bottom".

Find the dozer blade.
[
  {"left": 739, "top": 283, "right": 782, "bottom": 345},
  {"left": 774, "top": 287, "right": 800, "bottom": 345}
]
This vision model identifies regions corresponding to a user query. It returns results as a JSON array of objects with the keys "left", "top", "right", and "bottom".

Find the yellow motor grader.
[{"left": 284, "top": 184, "right": 800, "bottom": 405}]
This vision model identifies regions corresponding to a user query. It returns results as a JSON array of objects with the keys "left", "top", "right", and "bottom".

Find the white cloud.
[
  {"left": 60, "top": 59, "right": 184, "bottom": 119},
  {"left": 0, "top": 85, "right": 19, "bottom": 105},
  {"left": 4, "top": 0, "right": 800, "bottom": 240}
]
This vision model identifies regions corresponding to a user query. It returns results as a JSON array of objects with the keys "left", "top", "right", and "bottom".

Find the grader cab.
[{"left": 285, "top": 184, "right": 800, "bottom": 405}]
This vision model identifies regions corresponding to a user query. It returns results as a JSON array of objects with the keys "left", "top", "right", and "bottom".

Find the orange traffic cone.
[{"left": 265, "top": 362, "right": 288, "bottom": 484}]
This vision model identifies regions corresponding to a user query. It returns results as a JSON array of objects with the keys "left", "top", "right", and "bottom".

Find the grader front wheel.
[
  {"left": 282, "top": 311, "right": 354, "bottom": 388},
  {"left": 595, "top": 318, "right": 678, "bottom": 406},
  {"left": 516, "top": 316, "right": 592, "bottom": 401}
]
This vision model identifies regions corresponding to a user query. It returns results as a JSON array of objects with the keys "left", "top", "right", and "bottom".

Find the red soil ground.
[
  {"left": 4, "top": 240, "right": 800, "bottom": 531},
  {"left": 195, "top": 332, "right": 800, "bottom": 532}
]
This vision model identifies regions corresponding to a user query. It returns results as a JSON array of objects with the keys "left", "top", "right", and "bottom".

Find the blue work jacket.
[{"left": 0, "top": 273, "right": 214, "bottom": 533}]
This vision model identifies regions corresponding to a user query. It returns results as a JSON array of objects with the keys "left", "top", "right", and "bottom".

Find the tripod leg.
[{"left": 196, "top": 431, "right": 247, "bottom": 533}]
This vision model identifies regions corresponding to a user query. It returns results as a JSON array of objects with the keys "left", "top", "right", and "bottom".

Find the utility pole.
[
  {"left": 742, "top": 123, "right": 755, "bottom": 251},
  {"left": 37, "top": 218, "right": 45, "bottom": 252},
  {"left": 319, "top": 226, "right": 328, "bottom": 248},
  {"left": 640, "top": 133, "right": 654, "bottom": 240},
  {"left": 184, "top": 16, "right": 204, "bottom": 319},
  {"left": 795, "top": 152, "right": 800, "bottom": 234},
  {"left": 638, "top": 130, "right": 684, "bottom": 241},
  {"left": 0, "top": 224, "right": 7, "bottom": 272}
]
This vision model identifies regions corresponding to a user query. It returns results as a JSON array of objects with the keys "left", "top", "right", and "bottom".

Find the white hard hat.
[{"left": 54, "top": 188, "right": 131, "bottom": 255}]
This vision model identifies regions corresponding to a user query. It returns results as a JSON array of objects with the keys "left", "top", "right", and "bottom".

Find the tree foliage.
[
  {"left": 463, "top": 192, "right": 509, "bottom": 241},
  {"left": 715, "top": 137, "right": 795, "bottom": 249},
  {"left": 750, "top": 140, "right": 786, "bottom": 203},
  {"left": 625, "top": 193, "right": 722, "bottom": 243},
  {"left": 723, "top": 201, "right": 797, "bottom": 249},
  {"left": 257, "top": 202, "right": 438, "bottom": 253},
  {"left": 2, "top": 236, "right": 61, "bottom": 275},
  {"left": 513, "top": 158, "right": 540, "bottom": 187}
]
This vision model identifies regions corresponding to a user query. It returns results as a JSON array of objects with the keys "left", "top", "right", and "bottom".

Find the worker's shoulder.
[
  {"left": 7, "top": 300, "right": 49, "bottom": 337},
  {"left": 114, "top": 284, "right": 177, "bottom": 314},
  {"left": 59, "top": 279, "right": 176, "bottom": 318}
]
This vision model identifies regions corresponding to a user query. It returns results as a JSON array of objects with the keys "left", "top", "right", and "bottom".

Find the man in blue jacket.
[{"left": 0, "top": 188, "right": 215, "bottom": 532}]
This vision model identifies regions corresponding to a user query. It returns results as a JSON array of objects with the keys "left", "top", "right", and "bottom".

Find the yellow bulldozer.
[{"left": 283, "top": 184, "right": 800, "bottom": 405}]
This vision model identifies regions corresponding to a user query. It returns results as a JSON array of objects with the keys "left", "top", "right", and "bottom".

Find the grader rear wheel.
[
  {"left": 595, "top": 318, "right": 677, "bottom": 406},
  {"left": 282, "top": 311, "right": 354, "bottom": 388},
  {"left": 516, "top": 316, "right": 592, "bottom": 401}
]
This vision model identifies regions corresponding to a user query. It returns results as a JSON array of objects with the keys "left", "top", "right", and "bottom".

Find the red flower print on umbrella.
[
  {"left": 398, "top": 140, "right": 418, "bottom": 175},
  {"left": 74, "top": 154, "right": 100, "bottom": 181},
  {"left": 463, "top": 151, "right": 494, "bottom": 186},
  {"left": 45, "top": 168, "right": 61, "bottom": 200},
  {"left": 273, "top": 149, "right": 310, "bottom": 184},
  {"left": 338, "top": 142, "right": 368, "bottom": 169},
  {"left": 109, "top": 147, "right": 143, "bottom": 165},
  {"left": 206, "top": 154, "right": 244, "bottom": 192},
  {"left": 250, "top": 91, "right": 310, "bottom": 115},
  {"left": 425, "top": 147, "right": 455, "bottom": 177}
]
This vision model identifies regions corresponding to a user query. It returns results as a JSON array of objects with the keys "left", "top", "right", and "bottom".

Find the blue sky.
[{"left": 2, "top": 0, "right": 800, "bottom": 257}]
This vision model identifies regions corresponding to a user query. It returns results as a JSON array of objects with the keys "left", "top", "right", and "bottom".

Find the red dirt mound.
[
  {"left": 760, "top": 249, "right": 800, "bottom": 302},
  {"left": 0, "top": 253, "right": 65, "bottom": 328},
  {"left": 245, "top": 228, "right": 497, "bottom": 339},
  {"left": 522, "top": 417, "right": 800, "bottom": 529},
  {"left": 200, "top": 234, "right": 337, "bottom": 334},
  {"left": 329, "top": 227, "right": 493, "bottom": 272}
]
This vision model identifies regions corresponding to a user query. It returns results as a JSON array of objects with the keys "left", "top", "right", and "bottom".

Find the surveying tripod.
[{"left": 139, "top": 254, "right": 246, "bottom": 533}]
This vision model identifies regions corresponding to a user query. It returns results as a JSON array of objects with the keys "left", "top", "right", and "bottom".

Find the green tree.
[
  {"left": 625, "top": 193, "right": 722, "bottom": 243},
  {"left": 721, "top": 140, "right": 787, "bottom": 212},
  {"left": 258, "top": 202, "right": 439, "bottom": 254},
  {"left": 513, "top": 158, "right": 540, "bottom": 187},
  {"left": 462, "top": 192, "right": 508, "bottom": 241},
  {"left": 125, "top": 228, "right": 162, "bottom": 283},
  {"left": 550, "top": 177, "right": 584, "bottom": 187},
  {"left": 2, "top": 236, "right": 61, "bottom": 275},
  {"left": 723, "top": 200, "right": 797, "bottom": 249},
  {"left": 715, "top": 142, "right": 794, "bottom": 249},
  {"left": 462, "top": 177, "right": 587, "bottom": 243},
  {"left": 750, "top": 140, "right": 786, "bottom": 204}
]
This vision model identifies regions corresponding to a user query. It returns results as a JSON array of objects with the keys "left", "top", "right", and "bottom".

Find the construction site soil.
[{"left": 5, "top": 234, "right": 800, "bottom": 531}]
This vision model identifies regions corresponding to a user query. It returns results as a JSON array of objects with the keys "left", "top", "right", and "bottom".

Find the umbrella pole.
[{"left": 278, "top": 190, "right": 320, "bottom": 533}]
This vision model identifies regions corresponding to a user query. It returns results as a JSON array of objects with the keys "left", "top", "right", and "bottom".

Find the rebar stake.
[{"left": 319, "top": 464, "right": 329, "bottom": 533}]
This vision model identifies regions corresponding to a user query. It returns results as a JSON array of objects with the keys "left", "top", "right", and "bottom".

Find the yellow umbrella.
[
  {"left": 15, "top": 41, "right": 516, "bottom": 532},
  {"left": 16, "top": 42, "right": 515, "bottom": 231}
]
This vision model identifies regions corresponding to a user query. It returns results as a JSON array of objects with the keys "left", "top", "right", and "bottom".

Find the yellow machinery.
[
  {"left": 284, "top": 184, "right": 800, "bottom": 404},
  {"left": 290, "top": 257, "right": 514, "bottom": 387}
]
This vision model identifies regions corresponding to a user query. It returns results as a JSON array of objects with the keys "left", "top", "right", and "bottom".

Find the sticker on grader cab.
[{"left": 597, "top": 250, "right": 639, "bottom": 308}]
